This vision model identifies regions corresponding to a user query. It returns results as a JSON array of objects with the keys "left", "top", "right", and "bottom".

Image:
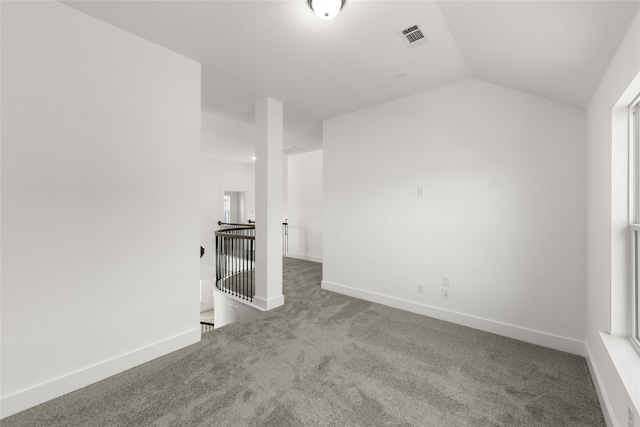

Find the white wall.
[
  {"left": 200, "top": 156, "right": 255, "bottom": 309},
  {"left": 287, "top": 150, "right": 323, "bottom": 263},
  {"left": 213, "top": 289, "right": 261, "bottom": 329},
  {"left": 323, "top": 78, "right": 586, "bottom": 354},
  {"left": 1, "top": 1, "right": 201, "bottom": 417},
  {"left": 586, "top": 7, "right": 640, "bottom": 426}
]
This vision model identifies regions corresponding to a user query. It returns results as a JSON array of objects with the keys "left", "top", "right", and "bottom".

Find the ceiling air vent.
[{"left": 398, "top": 23, "right": 430, "bottom": 49}]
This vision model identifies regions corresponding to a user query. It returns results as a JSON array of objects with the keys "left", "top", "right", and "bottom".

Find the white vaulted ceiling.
[{"left": 63, "top": 0, "right": 639, "bottom": 162}]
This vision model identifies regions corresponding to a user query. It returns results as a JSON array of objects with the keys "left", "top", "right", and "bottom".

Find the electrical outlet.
[
  {"left": 630, "top": 407, "right": 635, "bottom": 427},
  {"left": 417, "top": 284, "right": 424, "bottom": 294},
  {"left": 417, "top": 187, "right": 424, "bottom": 198},
  {"left": 442, "top": 288, "right": 450, "bottom": 300},
  {"left": 442, "top": 276, "right": 450, "bottom": 287}
]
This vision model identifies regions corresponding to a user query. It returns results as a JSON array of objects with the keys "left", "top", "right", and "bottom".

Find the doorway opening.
[
  {"left": 223, "top": 191, "right": 246, "bottom": 224},
  {"left": 201, "top": 190, "right": 248, "bottom": 333}
]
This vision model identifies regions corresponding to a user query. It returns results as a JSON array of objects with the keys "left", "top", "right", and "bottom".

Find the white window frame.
[
  {"left": 630, "top": 97, "right": 640, "bottom": 351},
  {"left": 223, "top": 194, "right": 231, "bottom": 223}
]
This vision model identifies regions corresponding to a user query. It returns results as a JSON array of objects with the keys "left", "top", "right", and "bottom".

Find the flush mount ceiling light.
[{"left": 308, "top": 0, "right": 345, "bottom": 20}]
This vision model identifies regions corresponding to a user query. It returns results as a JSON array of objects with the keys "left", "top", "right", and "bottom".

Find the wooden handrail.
[
  {"left": 218, "top": 220, "right": 254, "bottom": 227},
  {"left": 215, "top": 221, "right": 255, "bottom": 240},
  {"left": 218, "top": 220, "right": 288, "bottom": 226},
  {"left": 214, "top": 230, "right": 255, "bottom": 240}
]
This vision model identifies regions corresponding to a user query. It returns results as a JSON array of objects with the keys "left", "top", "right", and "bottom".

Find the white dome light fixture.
[{"left": 308, "top": 0, "right": 345, "bottom": 20}]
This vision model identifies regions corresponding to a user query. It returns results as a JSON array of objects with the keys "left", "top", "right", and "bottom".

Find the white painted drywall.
[
  {"left": 200, "top": 156, "right": 255, "bottom": 309},
  {"left": 1, "top": 1, "right": 201, "bottom": 417},
  {"left": 287, "top": 150, "right": 323, "bottom": 263},
  {"left": 586, "top": 7, "right": 640, "bottom": 425},
  {"left": 323, "top": 78, "right": 586, "bottom": 353},
  {"left": 213, "top": 289, "right": 262, "bottom": 329},
  {"left": 253, "top": 98, "right": 284, "bottom": 311}
]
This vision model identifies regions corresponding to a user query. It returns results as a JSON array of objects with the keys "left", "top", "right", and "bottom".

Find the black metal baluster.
[
  {"left": 250, "top": 237, "right": 254, "bottom": 301},
  {"left": 226, "top": 237, "right": 229, "bottom": 294},
  {"left": 215, "top": 235, "right": 219, "bottom": 291}
]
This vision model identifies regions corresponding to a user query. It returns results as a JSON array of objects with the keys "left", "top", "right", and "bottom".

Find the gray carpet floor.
[{"left": 4, "top": 258, "right": 604, "bottom": 426}]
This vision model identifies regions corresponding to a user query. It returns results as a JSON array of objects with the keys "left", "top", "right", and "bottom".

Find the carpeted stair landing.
[{"left": 3, "top": 258, "right": 605, "bottom": 426}]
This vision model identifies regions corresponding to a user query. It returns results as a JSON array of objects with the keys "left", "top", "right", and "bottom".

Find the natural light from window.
[{"left": 631, "top": 99, "right": 640, "bottom": 350}]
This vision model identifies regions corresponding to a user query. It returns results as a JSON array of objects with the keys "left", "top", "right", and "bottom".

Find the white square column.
[{"left": 254, "top": 97, "right": 285, "bottom": 310}]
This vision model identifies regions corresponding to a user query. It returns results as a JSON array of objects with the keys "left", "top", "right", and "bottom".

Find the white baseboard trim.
[
  {"left": 585, "top": 344, "right": 615, "bottom": 427},
  {"left": 1, "top": 327, "right": 201, "bottom": 419},
  {"left": 212, "top": 288, "right": 271, "bottom": 313},
  {"left": 252, "top": 294, "right": 285, "bottom": 311},
  {"left": 285, "top": 252, "right": 322, "bottom": 263},
  {"left": 321, "top": 280, "right": 585, "bottom": 356}
]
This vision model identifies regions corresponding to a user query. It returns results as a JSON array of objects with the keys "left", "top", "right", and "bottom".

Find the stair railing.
[
  {"left": 214, "top": 220, "right": 288, "bottom": 302},
  {"left": 215, "top": 221, "right": 256, "bottom": 301}
]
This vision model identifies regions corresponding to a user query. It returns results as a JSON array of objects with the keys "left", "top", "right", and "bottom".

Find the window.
[
  {"left": 631, "top": 98, "right": 640, "bottom": 349},
  {"left": 223, "top": 195, "right": 231, "bottom": 223}
]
